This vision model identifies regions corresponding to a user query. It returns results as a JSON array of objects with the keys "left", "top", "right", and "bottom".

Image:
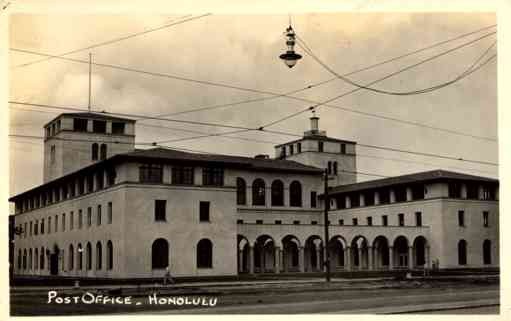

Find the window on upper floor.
[
  {"left": 310, "top": 191, "right": 317, "bottom": 208},
  {"left": 483, "top": 211, "right": 489, "bottom": 227},
  {"left": 93, "top": 120, "right": 106, "bottom": 133},
  {"left": 200, "top": 201, "right": 210, "bottom": 222},
  {"left": 411, "top": 185, "right": 425, "bottom": 200},
  {"left": 86, "top": 175, "right": 94, "bottom": 192},
  {"left": 256, "top": 219, "right": 263, "bottom": 225},
  {"left": 280, "top": 147, "right": 286, "bottom": 159},
  {"left": 363, "top": 191, "right": 374, "bottom": 206},
  {"left": 172, "top": 166, "right": 194, "bottom": 185},
  {"left": 50, "top": 145, "right": 56, "bottom": 164},
  {"left": 415, "top": 212, "right": 422, "bottom": 226},
  {"left": 333, "top": 161, "right": 338, "bottom": 175},
  {"left": 384, "top": 215, "right": 391, "bottom": 227},
  {"left": 78, "top": 210, "right": 83, "bottom": 229},
  {"left": 87, "top": 207, "right": 92, "bottom": 227},
  {"left": 289, "top": 144, "right": 294, "bottom": 155},
  {"left": 367, "top": 217, "right": 372, "bottom": 226},
  {"left": 108, "top": 202, "right": 113, "bottom": 224},
  {"left": 112, "top": 122, "right": 125, "bottom": 135},
  {"left": 271, "top": 180, "right": 284, "bottom": 206},
  {"left": 62, "top": 214, "right": 65, "bottom": 231},
  {"left": 327, "top": 161, "right": 332, "bottom": 175},
  {"left": 236, "top": 178, "right": 247, "bottom": 205},
  {"left": 97, "top": 171, "right": 104, "bottom": 190},
  {"left": 466, "top": 182, "right": 479, "bottom": 199},
  {"left": 202, "top": 167, "right": 224, "bottom": 186},
  {"left": 73, "top": 118, "right": 88, "bottom": 132},
  {"left": 398, "top": 213, "right": 405, "bottom": 226},
  {"left": 289, "top": 181, "right": 302, "bottom": 207},
  {"left": 379, "top": 189, "right": 390, "bottom": 204},
  {"left": 394, "top": 186, "right": 407, "bottom": 202},
  {"left": 275, "top": 220, "right": 282, "bottom": 225},
  {"left": 349, "top": 193, "right": 360, "bottom": 208},
  {"left": 252, "top": 179, "right": 266, "bottom": 206},
  {"left": 448, "top": 182, "right": 462, "bottom": 198},
  {"left": 481, "top": 184, "right": 495, "bottom": 200},
  {"left": 458, "top": 210, "right": 465, "bottom": 227},
  {"left": 107, "top": 168, "right": 116, "bottom": 186},
  {"left": 293, "top": 220, "right": 300, "bottom": 225},
  {"left": 297, "top": 143, "right": 302, "bottom": 153},
  {"left": 339, "top": 219, "right": 344, "bottom": 226},
  {"left": 352, "top": 218, "right": 358, "bottom": 226},
  {"left": 318, "top": 141, "right": 324, "bottom": 152},
  {"left": 100, "top": 144, "right": 107, "bottom": 160},
  {"left": 97, "top": 205, "right": 102, "bottom": 226},
  {"left": 340, "top": 143, "right": 346, "bottom": 154},
  {"left": 139, "top": 164, "right": 163, "bottom": 183},
  {"left": 91, "top": 143, "right": 99, "bottom": 161},
  {"left": 155, "top": 200, "right": 166, "bottom": 222}
]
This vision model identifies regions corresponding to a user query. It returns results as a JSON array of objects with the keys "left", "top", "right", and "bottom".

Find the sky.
[{"left": 7, "top": 12, "right": 498, "bottom": 196}]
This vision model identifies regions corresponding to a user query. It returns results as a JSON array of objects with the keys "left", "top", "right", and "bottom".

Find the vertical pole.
[
  {"left": 323, "top": 169, "right": 331, "bottom": 282},
  {"left": 88, "top": 53, "right": 92, "bottom": 111}
]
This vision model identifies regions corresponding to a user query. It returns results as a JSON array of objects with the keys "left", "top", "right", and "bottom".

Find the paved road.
[{"left": 10, "top": 282, "right": 499, "bottom": 315}]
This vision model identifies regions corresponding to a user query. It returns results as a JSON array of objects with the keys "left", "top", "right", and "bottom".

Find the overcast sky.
[{"left": 8, "top": 12, "right": 498, "bottom": 195}]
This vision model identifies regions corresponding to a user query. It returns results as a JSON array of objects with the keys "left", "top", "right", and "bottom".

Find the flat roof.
[
  {"left": 44, "top": 112, "right": 136, "bottom": 128},
  {"left": 274, "top": 135, "right": 357, "bottom": 148}
]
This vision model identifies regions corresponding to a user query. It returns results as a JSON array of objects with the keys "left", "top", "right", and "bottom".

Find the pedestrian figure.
[{"left": 163, "top": 266, "right": 175, "bottom": 286}]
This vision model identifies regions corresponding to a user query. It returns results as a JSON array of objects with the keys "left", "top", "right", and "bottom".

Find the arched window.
[
  {"left": 197, "top": 239, "right": 213, "bottom": 268},
  {"left": 236, "top": 178, "right": 246, "bottom": 205},
  {"left": 29, "top": 249, "right": 32, "bottom": 270},
  {"left": 458, "top": 240, "right": 467, "bottom": 265},
  {"left": 152, "top": 238, "right": 169, "bottom": 269},
  {"left": 17, "top": 249, "right": 21, "bottom": 269},
  {"left": 86, "top": 242, "right": 92, "bottom": 270},
  {"left": 333, "top": 161, "right": 338, "bottom": 175},
  {"left": 100, "top": 144, "right": 107, "bottom": 160},
  {"left": 271, "top": 180, "right": 284, "bottom": 206},
  {"left": 107, "top": 241, "right": 113, "bottom": 270},
  {"left": 290, "top": 181, "right": 302, "bottom": 207},
  {"left": 91, "top": 143, "right": 98, "bottom": 161},
  {"left": 68, "top": 244, "right": 74, "bottom": 270},
  {"left": 40, "top": 247, "right": 45, "bottom": 270},
  {"left": 77, "top": 244, "right": 83, "bottom": 270},
  {"left": 483, "top": 239, "right": 492, "bottom": 264},
  {"left": 23, "top": 249, "right": 27, "bottom": 270},
  {"left": 96, "top": 242, "right": 102, "bottom": 270},
  {"left": 252, "top": 179, "right": 266, "bottom": 206}
]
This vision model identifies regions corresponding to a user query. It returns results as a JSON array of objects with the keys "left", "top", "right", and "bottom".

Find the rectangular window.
[
  {"left": 108, "top": 202, "right": 112, "bottom": 224},
  {"left": 62, "top": 214, "right": 66, "bottom": 231},
  {"left": 87, "top": 207, "right": 92, "bottom": 227},
  {"left": 237, "top": 219, "right": 244, "bottom": 224},
  {"left": 467, "top": 183, "right": 479, "bottom": 199},
  {"left": 256, "top": 220, "right": 263, "bottom": 224},
  {"left": 78, "top": 210, "right": 83, "bottom": 229},
  {"left": 293, "top": 220, "right": 300, "bottom": 225},
  {"left": 70, "top": 211, "right": 74, "bottom": 230},
  {"left": 411, "top": 185, "right": 425, "bottom": 200},
  {"left": 111, "top": 122, "right": 125, "bottom": 135},
  {"left": 352, "top": 218, "right": 358, "bottom": 226},
  {"left": 139, "top": 164, "right": 163, "bottom": 183},
  {"left": 289, "top": 144, "right": 294, "bottom": 155},
  {"left": 200, "top": 201, "right": 210, "bottom": 222},
  {"left": 458, "top": 210, "right": 465, "bottom": 227},
  {"left": 310, "top": 191, "right": 317, "bottom": 208},
  {"left": 275, "top": 220, "right": 282, "bottom": 225},
  {"left": 448, "top": 182, "right": 462, "bottom": 198},
  {"left": 311, "top": 221, "right": 318, "bottom": 225},
  {"left": 92, "top": 120, "right": 107, "bottom": 133},
  {"left": 97, "top": 205, "right": 102, "bottom": 226},
  {"left": 86, "top": 175, "right": 94, "bottom": 193},
  {"left": 97, "top": 172, "right": 104, "bottom": 190},
  {"left": 382, "top": 215, "right": 388, "bottom": 226},
  {"left": 55, "top": 215, "right": 58, "bottom": 232},
  {"left": 415, "top": 212, "right": 422, "bottom": 227},
  {"left": 394, "top": 187, "right": 407, "bottom": 202},
  {"left": 398, "top": 213, "right": 405, "bottom": 226},
  {"left": 34, "top": 221, "right": 38, "bottom": 235},
  {"left": 50, "top": 145, "right": 56, "bottom": 164},
  {"left": 483, "top": 211, "right": 489, "bottom": 227},
  {"left": 318, "top": 141, "right": 324, "bottom": 152},
  {"left": 367, "top": 217, "right": 372, "bottom": 226},
  {"left": 155, "top": 200, "right": 166, "bottom": 221},
  {"left": 73, "top": 118, "right": 88, "bottom": 132},
  {"left": 338, "top": 219, "right": 344, "bottom": 226},
  {"left": 171, "top": 166, "right": 194, "bottom": 185},
  {"left": 41, "top": 219, "right": 44, "bottom": 234},
  {"left": 340, "top": 143, "right": 346, "bottom": 154},
  {"left": 202, "top": 167, "right": 224, "bottom": 186},
  {"left": 297, "top": 143, "right": 301, "bottom": 153}
]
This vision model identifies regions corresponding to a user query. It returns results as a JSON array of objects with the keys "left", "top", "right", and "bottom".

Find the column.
[
  {"left": 358, "top": 248, "right": 362, "bottom": 270},
  {"left": 426, "top": 246, "right": 431, "bottom": 269},
  {"left": 359, "top": 194, "right": 365, "bottom": 207},
  {"left": 298, "top": 246, "right": 305, "bottom": 272},
  {"left": 408, "top": 246, "right": 413, "bottom": 269},
  {"left": 282, "top": 249, "right": 287, "bottom": 272},
  {"left": 406, "top": 187, "right": 412, "bottom": 201},
  {"left": 374, "top": 191, "right": 380, "bottom": 205},
  {"left": 389, "top": 246, "right": 394, "bottom": 270},
  {"left": 249, "top": 245, "right": 254, "bottom": 274},
  {"left": 238, "top": 249, "right": 243, "bottom": 273},
  {"left": 259, "top": 249, "right": 265, "bottom": 273},
  {"left": 390, "top": 189, "right": 396, "bottom": 203},
  {"left": 461, "top": 184, "right": 467, "bottom": 199},
  {"left": 315, "top": 247, "right": 321, "bottom": 271},
  {"left": 368, "top": 247, "right": 373, "bottom": 270},
  {"left": 274, "top": 247, "right": 280, "bottom": 274},
  {"left": 345, "top": 247, "right": 351, "bottom": 271},
  {"left": 345, "top": 196, "right": 351, "bottom": 209}
]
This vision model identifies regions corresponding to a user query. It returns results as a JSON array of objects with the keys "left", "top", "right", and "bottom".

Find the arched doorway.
[
  {"left": 305, "top": 235, "right": 323, "bottom": 272},
  {"left": 254, "top": 235, "right": 276, "bottom": 273},
  {"left": 351, "top": 236, "right": 369, "bottom": 270},
  {"left": 413, "top": 236, "right": 428, "bottom": 268},
  {"left": 373, "top": 236, "right": 390, "bottom": 270},
  {"left": 393, "top": 236, "right": 410, "bottom": 269},
  {"left": 328, "top": 236, "right": 347, "bottom": 271},
  {"left": 282, "top": 235, "right": 301, "bottom": 272},
  {"left": 237, "top": 235, "right": 250, "bottom": 273}
]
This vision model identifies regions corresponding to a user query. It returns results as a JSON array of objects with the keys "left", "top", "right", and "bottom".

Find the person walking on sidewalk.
[{"left": 163, "top": 266, "right": 175, "bottom": 286}]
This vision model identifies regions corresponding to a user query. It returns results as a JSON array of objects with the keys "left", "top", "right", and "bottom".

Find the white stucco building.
[{"left": 9, "top": 112, "right": 499, "bottom": 279}]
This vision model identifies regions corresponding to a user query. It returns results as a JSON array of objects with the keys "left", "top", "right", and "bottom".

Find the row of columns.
[{"left": 239, "top": 245, "right": 430, "bottom": 273}]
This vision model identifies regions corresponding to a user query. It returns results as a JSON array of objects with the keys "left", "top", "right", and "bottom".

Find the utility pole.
[{"left": 323, "top": 168, "right": 331, "bottom": 282}]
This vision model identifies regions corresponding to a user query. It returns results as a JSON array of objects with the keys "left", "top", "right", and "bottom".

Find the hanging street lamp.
[{"left": 279, "top": 25, "right": 302, "bottom": 68}]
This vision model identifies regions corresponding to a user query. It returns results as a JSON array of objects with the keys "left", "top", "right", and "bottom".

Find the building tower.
[
  {"left": 274, "top": 114, "right": 357, "bottom": 186},
  {"left": 43, "top": 112, "right": 136, "bottom": 182}
]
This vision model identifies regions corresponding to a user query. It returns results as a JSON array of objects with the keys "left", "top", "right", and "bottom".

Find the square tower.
[
  {"left": 274, "top": 115, "right": 357, "bottom": 186},
  {"left": 43, "top": 112, "right": 136, "bottom": 182}
]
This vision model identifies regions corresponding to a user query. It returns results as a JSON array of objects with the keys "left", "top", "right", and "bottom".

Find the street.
[{"left": 10, "top": 279, "right": 499, "bottom": 315}]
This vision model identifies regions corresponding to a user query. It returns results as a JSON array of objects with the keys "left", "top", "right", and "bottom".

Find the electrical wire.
[{"left": 12, "top": 14, "right": 209, "bottom": 68}]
